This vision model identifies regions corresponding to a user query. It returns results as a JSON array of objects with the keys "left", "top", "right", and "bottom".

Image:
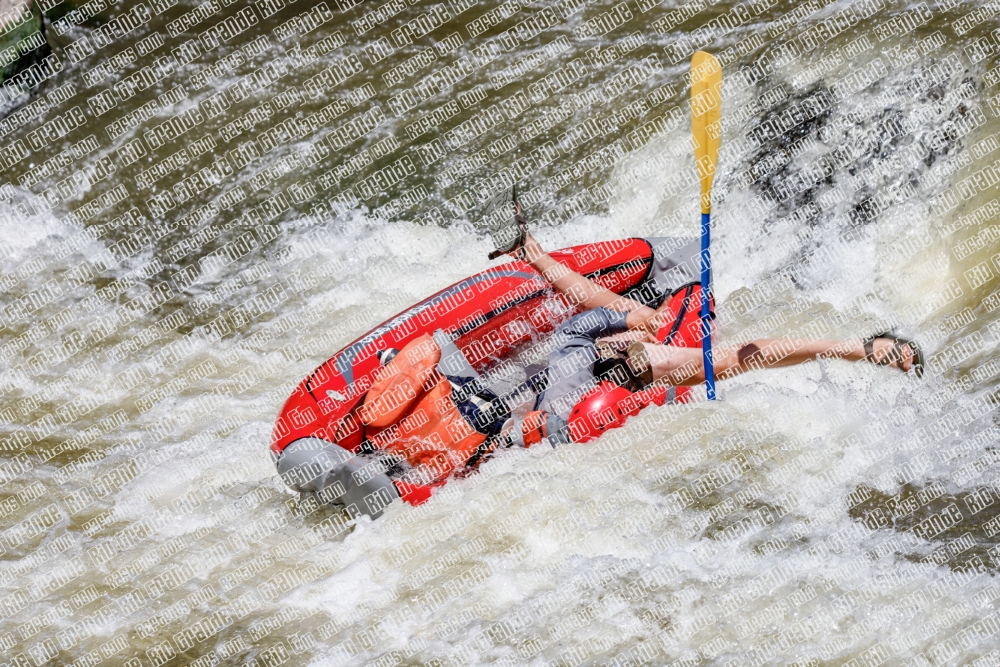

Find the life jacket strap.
[{"left": 521, "top": 410, "right": 547, "bottom": 447}]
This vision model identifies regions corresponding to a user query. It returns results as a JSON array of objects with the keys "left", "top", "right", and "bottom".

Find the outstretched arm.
[
  {"left": 518, "top": 232, "right": 662, "bottom": 335},
  {"left": 630, "top": 337, "right": 918, "bottom": 386}
]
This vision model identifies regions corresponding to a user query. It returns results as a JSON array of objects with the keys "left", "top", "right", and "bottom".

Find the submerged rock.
[{"left": 0, "top": 0, "right": 51, "bottom": 110}]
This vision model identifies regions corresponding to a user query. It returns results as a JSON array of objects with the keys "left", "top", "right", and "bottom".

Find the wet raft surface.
[{"left": 1, "top": 0, "right": 1000, "bottom": 665}]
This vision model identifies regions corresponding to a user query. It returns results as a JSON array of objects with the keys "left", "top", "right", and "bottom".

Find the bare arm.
[{"left": 518, "top": 233, "right": 661, "bottom": 335}]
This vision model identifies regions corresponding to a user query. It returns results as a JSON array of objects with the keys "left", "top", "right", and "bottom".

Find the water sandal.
[{"left": 484, "top": 185, "right": 527, "bottom": 260}]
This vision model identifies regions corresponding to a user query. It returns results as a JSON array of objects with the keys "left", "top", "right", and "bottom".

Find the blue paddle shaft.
[{"left": 700, "top": 212, "right": 716, "bottom": 400}]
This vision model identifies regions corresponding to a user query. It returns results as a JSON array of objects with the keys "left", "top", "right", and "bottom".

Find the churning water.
[{"left": 2, "top": 0, "right": 1000, "bottom": 664}]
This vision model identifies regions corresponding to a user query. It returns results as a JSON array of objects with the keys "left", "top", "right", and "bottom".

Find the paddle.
[{"left": 690, "top": 51, "right": 721, "bottom": 400}]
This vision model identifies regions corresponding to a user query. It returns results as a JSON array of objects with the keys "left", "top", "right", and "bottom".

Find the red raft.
[
  {"left": 272, "top": 236, "right": 708, "bottom": 483},
  {"left": 272, "top": 238, "right": 651, "bottom": 454}
]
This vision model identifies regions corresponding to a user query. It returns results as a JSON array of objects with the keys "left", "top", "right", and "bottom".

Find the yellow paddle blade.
[{"left": 691, "top": 51, "right": 722, "bottom": 214}]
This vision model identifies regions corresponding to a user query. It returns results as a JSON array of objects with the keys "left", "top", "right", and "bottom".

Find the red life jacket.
[
  {"left": 361, "top": 333, "right": 440, "bottom": 428},
  {"left": 361, "top": 334, "right": 486, "bottom": 480},
  {"left": 654, "top": 282, "right": 714, "bottom": 405},
  {"left": 656, "top": 282, "right": 714, "bottom": 347},
  {"left": 567, "top": 283, "right": 715, "bottom": 442}
]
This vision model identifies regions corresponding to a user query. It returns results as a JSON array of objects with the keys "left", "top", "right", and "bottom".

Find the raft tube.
[{"left": 269, "top": 238, "right": 685, "bottom": 456}]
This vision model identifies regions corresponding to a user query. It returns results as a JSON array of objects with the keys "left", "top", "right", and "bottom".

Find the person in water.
[
  {"left": 487, "top": 197, "right": 923, "bottom": 448},
  {"left": 516, "top": 229, "right": 922, "bottom": 391},
  {"left": 274, "top": 194, "right": 923, "bottom": 519}
]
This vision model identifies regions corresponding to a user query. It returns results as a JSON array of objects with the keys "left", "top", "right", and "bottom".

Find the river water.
[{"left": 2, "top": 0, "right": 1000, "bottom": 665}]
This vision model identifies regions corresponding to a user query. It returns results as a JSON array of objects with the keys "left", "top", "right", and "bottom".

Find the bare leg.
[
  {"left": 630, "top": 338, "right": 915, "bottom": 386},
  {"left": 516, "top": 232, "right": 662, "bottom": 335}
]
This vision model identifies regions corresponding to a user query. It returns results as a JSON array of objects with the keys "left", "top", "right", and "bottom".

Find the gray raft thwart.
[{"left": 0, "top": 0, "right": 51, "bottom": 104}]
